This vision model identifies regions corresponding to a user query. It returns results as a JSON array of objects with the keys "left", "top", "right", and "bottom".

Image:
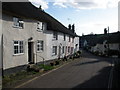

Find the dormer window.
[
  {"left": 37, "top": 22, "right": 44, "bottom": 31},
  {"left": 53, "top": 32, "right": 58, "bottom": 40},
  {"left": 13, "top": 17, "right": 24, "bottom": 29}
]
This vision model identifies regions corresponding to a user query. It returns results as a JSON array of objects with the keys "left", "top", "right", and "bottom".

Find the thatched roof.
[{"left": 2, "top": 1, "right": 76, "bottom": 36}]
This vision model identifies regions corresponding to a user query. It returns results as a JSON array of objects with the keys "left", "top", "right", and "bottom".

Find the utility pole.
[{"left": 107, "top": 26, "right": 110, "bottom": 56}]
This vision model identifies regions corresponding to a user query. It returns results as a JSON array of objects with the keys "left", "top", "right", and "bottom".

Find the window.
[
  {"left": 52, "top": 46, "right": 57, "bottom": 55},
  {"left": 14, "top": 41, "right": 24, "bottom": 55},
  {"left": 53, "top": 32, "right": 58, "bottom": 40},
  {"left": 37, "top": 22, "right": 44, "bottom": 31},
  {"left": 62, "top": 46, "right": 64, "bottom": 54},
  {"left": 71, "top": 47, "right": 74, "bottom": 54},
  {"left": 13, "top": 17, "right": 24, "bottom": 28},
  {"left": 64, "top": 34, "right": 66, "bottom": 41},
  {"left": 37, "top": 40, "right": 44, "bottom": 52},
  {"left": 68, "top": 46, "right": 70, "bottom": 53}
]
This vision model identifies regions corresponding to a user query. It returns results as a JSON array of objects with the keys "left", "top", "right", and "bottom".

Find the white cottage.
[{"left": 2, "top": 2, "right": 78, "bottom": 75}]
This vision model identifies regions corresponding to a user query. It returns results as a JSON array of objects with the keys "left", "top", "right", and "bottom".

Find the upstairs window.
[
  {"left": 52, "top": 46, "right": 57, "bottom": 55},
  {"left": 53, "top": 32, "right": 58, "bottom": 40},
  {"left": 64, "top": 34, "right": 66, "bottom": 41},
  {"left": 37, "top": 22, "right": 44, "bottom": 31},
  {"left": 13, "top": 41, "right": 24, "bottom": 55},
  {"left": 13, "top": 17, "right": 24, "bottom": 29},
  {"left": 37, "top": 40, "right": 44, "bottom": 52}
]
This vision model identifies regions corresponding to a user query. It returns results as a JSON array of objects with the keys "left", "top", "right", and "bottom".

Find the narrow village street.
[{"left": 18, "top": 50, "right": 113, "bottom": 88}]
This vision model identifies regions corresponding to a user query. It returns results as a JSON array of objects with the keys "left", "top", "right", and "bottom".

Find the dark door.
[{"left": 28, "top": 42, "right": 34, "bottom": 64}]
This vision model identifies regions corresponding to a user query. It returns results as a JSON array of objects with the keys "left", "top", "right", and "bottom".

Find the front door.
[{"left": 28, "top": 42, "right": 34, "bottom": 64}]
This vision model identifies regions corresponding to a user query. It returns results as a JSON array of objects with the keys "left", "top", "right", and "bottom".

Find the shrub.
[
  {"left": 50, "top": 62, "right": 55, "bottom": 66},
  {"left": 55, "top": 61, "right": 60, "bottom": 65},
  {"left": 63, "top": 56, "right": 67, "bottom": 61},
  {"left": 27, "top": 65, "right": 41, "bottom": 72},
  {"left": 94, "top": 51, "right": 99, "bottom": 55}
]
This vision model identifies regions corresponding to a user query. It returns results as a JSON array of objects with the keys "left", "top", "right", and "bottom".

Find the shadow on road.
[
  {"left": 81, "top": 50, "right": 113, "bottom": 64},
  {"left": 72, "top": 66, "right": 111, "bottom": 88},
  {"left": 74, "top": 60, "right": 100, "bottom": 66}
]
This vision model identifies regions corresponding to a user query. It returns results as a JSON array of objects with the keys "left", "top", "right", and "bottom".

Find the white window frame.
[
  {"left": 53, "top": 32, "right": 58, "bottom": 40},
  {"left": 13, "top": 41, "right": 24, "bottom": 55},
  {"left": 37, "top": 40, "right": 44, "bottom": 52},
  {"left": 13, "top": 17, "right": 24, "bottom": 29},
  {"left": 52, "top": 46, "right": 57, "bottom": 56},
  {"left": 62, "top": 46, "right": 64, "bottom": 54},
  {"left": 37, "top": 22, "right": 44, "bottom": 32}
]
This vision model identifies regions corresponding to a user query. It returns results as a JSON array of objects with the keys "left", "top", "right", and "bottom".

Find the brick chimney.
[
  {"left": 68, "top": 24, "right": 71, "bottom": 30},
  {"left": 72, "top": 24, "right": 75, "bottom": 33},
  {"left": 104, "top": 28, "right": 107, "bottom": 34}
]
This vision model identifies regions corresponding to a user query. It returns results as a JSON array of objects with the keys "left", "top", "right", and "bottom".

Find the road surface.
[{"left": 19, "top": 50, "right": 112, "bottom": 88}]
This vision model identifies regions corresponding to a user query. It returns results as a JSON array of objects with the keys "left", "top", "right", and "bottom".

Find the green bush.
[{"left": 38, "top": 64, "right": 54, "bottom": 71}]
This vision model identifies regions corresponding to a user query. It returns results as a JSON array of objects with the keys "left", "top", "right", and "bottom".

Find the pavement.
[{"left": 16, "top": 50, "right": 113, "bottom": 88}]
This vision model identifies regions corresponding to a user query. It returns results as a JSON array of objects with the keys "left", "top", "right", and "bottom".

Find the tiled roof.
[{"left": 2, "top": 1, "right": 76, "bottom": 36}]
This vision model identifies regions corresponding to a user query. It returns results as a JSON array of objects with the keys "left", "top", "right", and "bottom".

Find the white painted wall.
[
  {"left": 2, "top": 14, "right": 47, "bottom": 69},
  {"left": 109, "top": 43, "right": 119, "bottom": 50},
  {"left": 91, "top": 40, "right": 119, "bottom": 55},
  {"left": 45, "top": 31, "right": 74, "bottom": 60},
  {"left": 2, "top": 13, "right": 79, "bottom": 70}
]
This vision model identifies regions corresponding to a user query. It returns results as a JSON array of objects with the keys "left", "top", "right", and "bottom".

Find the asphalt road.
[{"left": 19, "top": 50, "right": 113, "bottom": 88}]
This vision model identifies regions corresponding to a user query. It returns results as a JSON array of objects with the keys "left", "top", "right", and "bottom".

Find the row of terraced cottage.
[
  {"left": 0, "top": 2, "right": 80, "bottom": 75},
  {"left": 80, "top": 28, "right": 120, "bottom": 57}
]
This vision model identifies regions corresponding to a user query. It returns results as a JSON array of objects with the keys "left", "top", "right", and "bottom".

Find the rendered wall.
[{"left": 2, "top": 14, "right": 47, "bottom": 70}]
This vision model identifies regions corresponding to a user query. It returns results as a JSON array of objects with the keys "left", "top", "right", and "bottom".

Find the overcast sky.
[{"left": 29, "top": 0, "right": 119, "bottom": 36}]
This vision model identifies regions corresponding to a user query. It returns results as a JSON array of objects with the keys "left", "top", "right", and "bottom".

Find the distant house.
[
  {"left": 81, "top": 31, "right": 120, "bottom": 56},
  {"left": 1, "top": 1, "right": 79, "bottom": 75}
]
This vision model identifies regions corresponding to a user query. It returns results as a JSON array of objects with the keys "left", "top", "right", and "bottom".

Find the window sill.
[
  {"left": 37, "top": 29, "right": 43, "bottom": 32},
  {"left": 37, "top": 51, "right": 43, "bottom": 53},
  {"left": 52, "top": 54, "right": 57, "bottom": 56},
  {"left": 52, "top": 39, "right": 57, "bottom": 41},
  {"left": 12, "top": 26, "right": 23, "bottom": 29},
  {"left": 13, "top": 53, "right": 24, "bottom": 56}
]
